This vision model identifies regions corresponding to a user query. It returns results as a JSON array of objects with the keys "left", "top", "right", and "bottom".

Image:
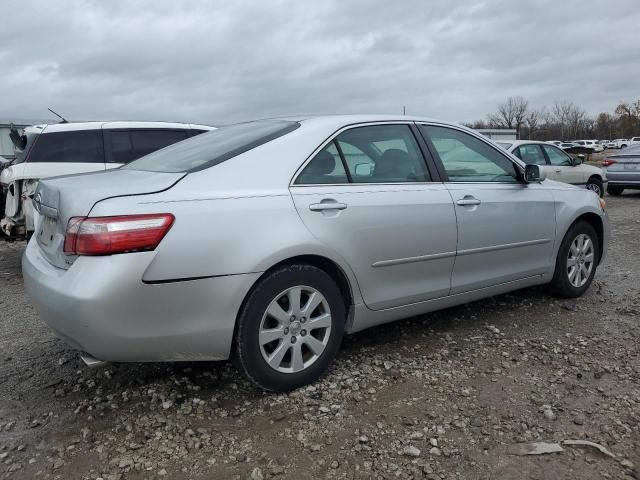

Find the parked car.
[
  {"left": 559, "top": 142, "right": 579, "bottom": 150},
  {"left": 610, "top": 139, "right": 630, "bottom": 149},
  {"left": 498, "top": 140, "right": 607, "bottom": 196},
  {"left": 548, "top": 141, "right": 563, "bottom": 147},
  {"left": 601, "top": 144, "right": 640, "bottom": 195},
  {"left": 570, "top": 140, "right": 601, "bottom": 153},
  {"left": 628, "top": 136, "right": 640, "bottom": 147},
  {"left": 0, "top": 121, "right": 214, "bottom": 237},
  {"left": 605, "top": 140, "right": 619, "bottom": 149},
  {"left": 23, "top": 115, "right": 609, "bottom": 392}
]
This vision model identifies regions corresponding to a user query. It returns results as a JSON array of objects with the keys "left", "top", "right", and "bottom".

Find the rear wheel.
[
  {"left": 234, "top": 264, "right": 346, "bottom": 392},
  {"left": 550, "top": 221, "right": 599, "bottom": 298},
  {"left": 607, "top": 185, "right": 624, "bottom": 196},
  {"left": 586, "top": 177, "right": 604, "bottom": 197}
]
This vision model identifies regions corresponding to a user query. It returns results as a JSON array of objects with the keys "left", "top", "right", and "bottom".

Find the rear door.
[
  {"left": 290, "top": 123, "right": 457, "bottom": 310},
  {"left": 104, "top": 129, "right": 190, "bottom": 168},
  {"left": 419, "top": 124, "right": 556, "bottom": 294}
]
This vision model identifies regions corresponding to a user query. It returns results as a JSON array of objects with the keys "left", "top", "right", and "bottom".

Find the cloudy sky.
[{"left": 1, "top": 0, "right": 639, "bottom": 126}]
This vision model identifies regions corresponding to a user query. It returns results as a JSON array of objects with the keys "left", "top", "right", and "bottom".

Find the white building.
[{"left": 476, "top": 128, "right": 517, "bottom": 141}]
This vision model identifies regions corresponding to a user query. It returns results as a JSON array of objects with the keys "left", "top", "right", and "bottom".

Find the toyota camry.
[{"left": 23, "top": 115, "right": 609, "bottom": 391}]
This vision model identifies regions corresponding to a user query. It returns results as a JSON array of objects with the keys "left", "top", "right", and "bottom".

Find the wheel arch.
[
  {"left": 568, "top": 212, "right": 604, "bottom": 264},
  {"left": 232, "top": 254, "right": 358, "bottom": 355}
]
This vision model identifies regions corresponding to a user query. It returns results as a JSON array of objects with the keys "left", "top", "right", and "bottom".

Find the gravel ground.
[{"left": 1, "top": 193, "right": 639, "bottom": 480}]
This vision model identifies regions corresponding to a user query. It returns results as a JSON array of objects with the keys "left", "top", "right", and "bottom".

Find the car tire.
[
  {"left": 586, "top": 177, "right": 604, "bottom": 197},
  {"left": 607, "top": 185, "right": 624, "bottom": 196},
  {"left": 234, "top": 264, "right": 346, "bottom": 392},
  {"left": 549, "top": 221, "right": 599, "bottom": 298}
]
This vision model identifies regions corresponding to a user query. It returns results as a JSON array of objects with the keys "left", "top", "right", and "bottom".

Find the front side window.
[
  {"left": 542, "top": 144, "right": 572, "bottom": 166},
  {"left": 28, "top": 130, "right": 104, "bottom": 163},
  {"left": 421, "top": 125, "right": 518, "bottom": 182},
  {"left": 125, "top": 121, "right": 299, "bottom": 173},
  {"left": 513, "top": 144, "right": 547, "bottom": 165}
]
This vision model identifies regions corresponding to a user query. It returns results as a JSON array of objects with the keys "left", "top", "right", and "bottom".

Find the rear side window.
[
  {"left": 124, "top": 121, "right": 299, "bottom": 173},
  {"left": 106, "top": 129, "right": 189, "bottom": 164},
  {"left": 28, "top": 130, "right": 104, "bottom": 163},
  {"left": 295, "top": 124, "right": 430, "bottom": 185}
]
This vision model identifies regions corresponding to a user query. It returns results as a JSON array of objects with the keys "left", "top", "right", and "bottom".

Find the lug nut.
[
  {"left": 284, "top": 327, "right": 289, "bottom": 335},
  {"left": 301, "top": 329, "right": 307, "bottom": 336},
  {"left": 300, "top": 317, "right": 306, "bottom": 323},
  {"left": 291, "top": 336, "right": 297, "bottom": 344},
  {"left": 290, "top": 315, "right": 296, "bottom": 322}
]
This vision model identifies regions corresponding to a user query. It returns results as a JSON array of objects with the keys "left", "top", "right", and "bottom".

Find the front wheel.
[
  {"left": 586, "top": 177, "right": 604, "bottom": 197},
  {"left": 549, "top": 221, "right": 599, "bottom": 298},
  {"left": 234, "top": 264, "right": 346, "bottom": 392}
]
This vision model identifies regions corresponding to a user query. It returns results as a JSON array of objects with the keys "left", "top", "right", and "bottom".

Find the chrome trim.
[
  {"left": 372, "top": 251, "right": 456, "bottom": 268},
  {"left": 457, "top": 238, "right": 551, "bottom": 257}
]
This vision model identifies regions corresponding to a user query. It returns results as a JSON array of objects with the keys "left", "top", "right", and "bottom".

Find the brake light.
[
  {"left": 64, "top": 214, "right": 174, "bottom": 256},
  {"left": 601, "top": 159, "right": 617, "bottom": 167}
]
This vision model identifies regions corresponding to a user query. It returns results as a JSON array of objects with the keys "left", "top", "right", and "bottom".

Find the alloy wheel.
[
  {"left": 259, "top": 286, "right": 332, "bottom": 373},
  {"left": 586, "top": 182, "right": 601, "bottom": 196},
  {"left": 566, "top": 233, "right": 595, "bottom": 288}
]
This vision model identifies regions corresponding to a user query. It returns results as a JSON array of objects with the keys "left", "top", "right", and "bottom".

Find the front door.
[
  {"left": 419, "top": 124, "right": 557, "bottom": 294},
  {"left": 541, "top": 144, "right": 585, "bottom": 185},
  {"left": 290, "top": 123, "right": 457, "bottom": 310}
]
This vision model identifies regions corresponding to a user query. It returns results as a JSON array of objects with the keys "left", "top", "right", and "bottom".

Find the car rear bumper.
[{"left": 22, "top": 239, "right": 261, "bottom": 362}]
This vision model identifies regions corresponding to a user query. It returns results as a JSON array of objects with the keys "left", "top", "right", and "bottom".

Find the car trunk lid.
[{"left": 34, "top": 169, "right": 185, "bottom": 269}]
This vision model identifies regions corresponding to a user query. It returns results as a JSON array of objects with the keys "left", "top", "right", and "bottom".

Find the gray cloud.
[{"left": 1, "top": 0, "right": 639, "bottom": 125}]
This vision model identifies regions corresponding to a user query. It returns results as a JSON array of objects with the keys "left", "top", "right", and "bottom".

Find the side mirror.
[
  {"left": 524, "top": 164, "right": 546, "bottom": 183},
  {"left": 572, "top": 154, "right": 584, "bottom": 166},
  {"left": 354, "top": 163, "right": 372, "bottom": 176}
]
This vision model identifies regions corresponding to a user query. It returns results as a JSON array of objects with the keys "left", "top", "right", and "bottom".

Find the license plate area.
[
  {"left": 624, "top": 163, "right": 638, "bottom": 171},
  {"left": 38, "top": 217, "right": 57, "bottom": 247}
]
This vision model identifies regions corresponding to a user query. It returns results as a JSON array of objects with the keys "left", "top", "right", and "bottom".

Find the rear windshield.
[{"left": 124, "top": 120, "right": 300, "bottom": 173}]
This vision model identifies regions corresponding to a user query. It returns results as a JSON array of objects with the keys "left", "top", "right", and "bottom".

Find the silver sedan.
[{"left": 23, "top": 115, "right": 609, "bottom": 391}]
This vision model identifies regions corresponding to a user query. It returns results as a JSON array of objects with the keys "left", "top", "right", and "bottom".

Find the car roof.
[{"left": 29, "top": 121, "right": 215, "bottom": 134}]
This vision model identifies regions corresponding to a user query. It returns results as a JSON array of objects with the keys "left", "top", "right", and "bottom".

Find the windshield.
[{"left": 124, "top": 120, "right": 300, "bottom": 173}]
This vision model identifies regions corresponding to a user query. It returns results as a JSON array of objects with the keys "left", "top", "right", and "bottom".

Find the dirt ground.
[{"left": 0, "top": 193, "right": 639, "bottom": 480}]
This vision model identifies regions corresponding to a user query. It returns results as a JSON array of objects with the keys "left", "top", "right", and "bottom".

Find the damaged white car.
[{"left": 0, "top": 121, "right": 214, "bottom": 238}]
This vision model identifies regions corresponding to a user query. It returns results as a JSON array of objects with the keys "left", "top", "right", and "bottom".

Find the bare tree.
[
  {"left": 525, "top": 107, "right": 546, "bottom": 139},
  {"left": 552, "top": 100, "right": 574, "bottom": 139},
  {"left": 491, "top": 96, "right": 529, "bottom": 137}
]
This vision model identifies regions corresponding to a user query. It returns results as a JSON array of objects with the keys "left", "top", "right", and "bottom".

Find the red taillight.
[
  {"left": 64, "top": 214, "right": 175, "bottom": 256},
  {"left": 601, "top": 159, "right": 617, "bottom": 167}
]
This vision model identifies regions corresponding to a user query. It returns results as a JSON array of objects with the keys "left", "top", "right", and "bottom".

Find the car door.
[
  {"left": 104, "top": 129, "right": 190, "bottom": 168},
  {"left": 419, "top": 124, "right": 556, "bottom": 294},
  {"left": 290, "top": 123, "right": 457, "bottom": 310},
  {"left": 540, "top": 144, "right": 584, "bottom": 185}
]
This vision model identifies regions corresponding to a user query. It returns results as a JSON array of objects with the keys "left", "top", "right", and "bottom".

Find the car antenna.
[{"left": 48, "top": 107, "right": 69, "bottom": 123}]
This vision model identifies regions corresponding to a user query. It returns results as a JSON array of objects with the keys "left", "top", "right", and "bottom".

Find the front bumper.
[{"left": 22, "top": 239, "right": 261, "bottom": 362}]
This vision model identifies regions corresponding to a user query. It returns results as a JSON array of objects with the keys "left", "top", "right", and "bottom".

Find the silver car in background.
[
  {"left": 23, "top": 115, "right": 609, "bottom": 391},
  {"left": 602, "top": 144, "right": 640, "bottom": 195}
]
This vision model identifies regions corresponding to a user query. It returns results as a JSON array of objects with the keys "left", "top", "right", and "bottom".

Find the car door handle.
[
  {"left": 456, "top": 196, "right": 481, "bottom": 206},
  {"left": 554, "top": 169, "right": 562, "bottom": 173},
  {"left": 309, "top": 201, "right": 348, "bottom": 211}
]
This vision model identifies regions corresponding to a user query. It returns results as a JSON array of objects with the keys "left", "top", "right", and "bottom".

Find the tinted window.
[
  {"left": 514, "top": 145, "right": 547, "bottom": 165},
  {"left": 107, "top": 129, "right": 189, "bottom": 164},
  {"left": 295, "top": 142, "right": 348, "bottom": 184},
  {"left": 125, "top": 121, "right": 299, "bottom": 173},
  {"left": 542, "top": 144, "right": 572, "bottom": 166},
  {"left": 338, "top": 125, "right": 429, "bottom": 183},
  {"left": 422, "top": 125, "right": 518, "bottom": 182},
  {"left": 28, "top": 130, "right": 104, "bottom": 163}
]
